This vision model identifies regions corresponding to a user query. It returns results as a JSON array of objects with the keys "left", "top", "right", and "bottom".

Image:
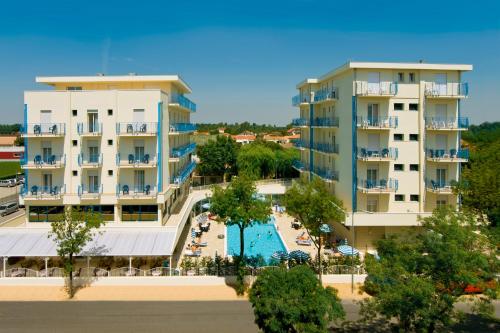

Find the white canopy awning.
[{"left": 0, "top": 227, "right": 176, "bottom": 257}]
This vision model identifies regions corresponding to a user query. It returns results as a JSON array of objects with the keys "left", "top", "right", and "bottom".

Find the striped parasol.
[
  {"left": 271, "top": 251, "right": 289, "bottom": 261},
  {"left": 288, "top": 250, "right": 310, "bottom": 262},
  {"left": 337, "top": 245, "right": 359, "bottom": 256},
  {"left": 319, "top": 223, "right": 333, "bottom": 233},
  {"left": 191, "top": 229, "right": 197, "bottom": 238}
]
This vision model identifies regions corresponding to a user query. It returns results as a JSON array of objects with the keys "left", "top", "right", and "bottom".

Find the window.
[
  {"left": 409, "top": 72, "right": 415, "bottom": 83},
  {"left": 72, "top": 109, "right": 77, "bottom": 116},
  {"left": 436, "top": 199, "right": 447, "bottom": 208},
  {"left": 410, "top": 164, "right": 419, "bottom": 171},
  {"left": 77, "top": 205, "right": 114, "bottom": 221},
  {"left": 29, "top": 206, "right": 64, "bottom": 222},
  {"left": 410, "top": 194, "right": 419, "bottom": 202},
  {"left": 67, "top": 86, "right": 82, "bottom": 91},
  {"left": 394, "top": 134, "right": 404, "bottom": 141},
  {"left": 395, "top": 194, "right": 405, "bottom": 202},
  {"left": 122, "top": 205, "right": 158, "bottom": 222},
  {"left": 72, "top": 140, "right": 78, "bottom": 147},
  {"left": 108, "top": 170, "right": 113, "bottom": 176},
  {"left": 394, "top": 164, "right": 404, "bottom": 171},
  {"left": 394, "top": 103, "right": 404, "bottom": 111},
  {"left": 72, "top": 170, "right": 78, "bottom": 176},
  {"left": 409, "top": 134, "right": 419, "bottom": 141},
  {"left": 397, "top": 72, "right": 404, "bottom": 82},
  {"left": 108, "top": 139, "right": 113, "bottom": 146},
  {"left": 107, "top": 109, "right": 113, "bottom": 116},
  {"left": 367, "top": 199, "right": 378, "bottom": 212},
  {"left": 409, "top": 103, "right": 418, "bottom": 111}
]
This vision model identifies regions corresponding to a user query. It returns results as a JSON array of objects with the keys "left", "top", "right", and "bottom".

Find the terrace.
[
  {"left": 357, "top": 179, "right": 398, "bottom": 193},
  {"left": 21, "top": 154, "right": 66, "bottom": 169},
  {"left": 354, "top": 81, "right": 398, "bottom": 96},
  {"left": 21, "top": 123, "right": 65, "bottom": 137},
  {"left": 424, "top": 117, "right": 469, "bottom": 130},
  {"left": 116, "top": 122, "right": 158, "bottom": 136},
  {"left": 425, "top": 148, "right": 469, "bottom": 162},
  {"left": 170, "top": 142, "right": 196, "bottom": 160},
  {"left": 169, "top": 93, "right": 197, "bottom": 112},
  {"left": 172, "top": 160, "right": 197, "bottom": 186},
  {"left": 424, "top": 82, "right": 468, "bottom": 98},
  {"left": 169, "top": 123, "right": 197, "bottom": 134},
  {"left": 357, "top": 147, "right": 398, "bottom": 161},
  {"left": 357, "top": 116, "right": 398, "bottom": 129}
]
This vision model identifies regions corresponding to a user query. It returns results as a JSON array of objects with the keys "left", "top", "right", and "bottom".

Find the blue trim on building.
[
  {"left": 351, "top": 96, "right": 357, "bottom": 212},
  {"left": 157, "top": 102, "right": 163, "bottom": 191},
  {"left": 309, "top": 102, "right": 314, "bottom": 181},
  {"left": 457, "top": 99, "right": 461, "bottom": 207},
  {"left": 23, "top": 104, "right": 28, "bottom": 188}
]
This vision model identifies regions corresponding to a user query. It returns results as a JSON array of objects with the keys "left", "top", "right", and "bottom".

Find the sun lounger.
[
  {"left": 296, "top": 239, "right": 312, "bottom": 246},
  {"left": 184, "top": 250, "right": 202, "bottom": 257}
]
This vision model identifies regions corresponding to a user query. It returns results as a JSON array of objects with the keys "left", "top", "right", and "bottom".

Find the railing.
[
  {"left": 426, "top": 179, "right": 456, "bottom": 192},
  {"left": 424, "top": 82, "right": 469, "bottom": 97},
  {"left": 78, "top": 184, "right": 103, "bottom": 197},
  {"left": 292, "top": 94, "right": 311, "bottom": 106},
  {"left": 21, "top": 184, "right": 66, "bottom": 199},
  {"left": 313, "top": 88, "right": 339, "bottom": 102},
  {"left": 77, "top": 122, "right": 102, "bottom": 135},
  {"left": 292, "top": 118, "right": 308, "bottom": 126},
  {"left": 358, "top": 179, "right": 398, "bottom": 192},
  {"left": 21, "top": 154, "right": 66, "bottom": 168},
  {"left": 78, "top": 153, "right": 103, "bottom": 166},
  {"left": 116, "top": 122, "right": 158, "bottom": 135},
  {"left": 426, "top": 148, "right": 469, "bottom": 160},
  {"left": 424, "top": 117, "right": 469, "bottom": 130},
  {"left": 171, "top": 94, "right": 197, "bottom": 112},
  {"left": 312, "top": 142, "right": 339, "bottom": 154},
  {"left": 355, "top": 81, "right": 398, "bottom": 96},
  {"left": 116, "top": 184, "right": 157, "bottom": 197},
  {"left": 312, "top": 166, "right": 339, "bottom": 182},
  {"left": 116, "top": 153, "right": 157, "bottom": 166},
  {"left": 311, "top": 117, "right": 339, "bottom": 127},
  {"left": 292, "top": 159, "right": 305, "bottom": 171},
  {"left": 169, "top": 123, "right": 197, "bottom": 133},
  {"left": 357, "top": 147, "right": 398, "bottom": 160},
  {"left": 357, "top": 116, "right": 398, "bottom": 129},
  {"left": 293, "top": 140, "right": 307, "bottom": 149},
  {"left": 171, "top": 142, "right": 196, "bottom": 158},
  {"left": 21, "top": 123, "right": 66, "bottom": 136},
  {"left": 173, "top": 160, "right": 197, "bottom": 185}
]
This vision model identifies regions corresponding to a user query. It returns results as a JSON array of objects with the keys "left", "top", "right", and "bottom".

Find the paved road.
[{"left": 0, "top": 207, "right": 24, "bottom": 226}]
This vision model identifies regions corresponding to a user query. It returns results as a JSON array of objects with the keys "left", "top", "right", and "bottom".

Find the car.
[
  {"left": 0, "top": 202, "right": 19, "bottom": 216},
  {"left": 0, "top": 179, "right": 16, "bottom": 187}
]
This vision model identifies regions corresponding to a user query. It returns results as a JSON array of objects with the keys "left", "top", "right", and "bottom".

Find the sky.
[{"left": 0, "top": 0, "right": 499, "bottom": 125}]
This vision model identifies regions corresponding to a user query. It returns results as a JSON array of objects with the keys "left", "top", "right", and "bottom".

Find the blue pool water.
[{"left": 226, "top": 216, "right": 287, "bottom": 262}]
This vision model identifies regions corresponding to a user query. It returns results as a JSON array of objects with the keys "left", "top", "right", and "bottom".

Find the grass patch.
[{"left": 0, "top": 161, "right": 21, "bottom": 179}]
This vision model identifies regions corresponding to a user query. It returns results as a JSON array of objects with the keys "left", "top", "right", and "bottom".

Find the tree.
[
  {"left": 209, "top": 176, "right": 271, "bottom": 294},
  {"left": 236, "top": 143, "right": 276, "bottom": 179},
  {"left": 249, "top": 265, "right": 345, "bottom": 333},
  {"left": 196, "top": 135, "right": 239, "bottom": 182},
  {"left": 49, "top": 208, "right": 105, "bottom": 298},
  {"left": 361, "top": 207, "right": 498, "bottom": 332},
  {"left": 284, "top": 177, "right": 345, "bottom": 283}
]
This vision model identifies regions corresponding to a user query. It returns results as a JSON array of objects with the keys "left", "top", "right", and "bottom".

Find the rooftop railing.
[
  {"left": 426, "top": 148, "right": 469, "bottom": 160},
  {"left": 355, "top": 81, "right": 398, "bottom": 96},
  {"left": 424, "top": 82, "right": 469, "bottom": 97},
  {"left": 357, "top": 116, "right": 398, "bottom": 129},
  {"left": 173, "top": 160, "right": 197, "bottom": 185},
  {"left": 357, "top": 147, "right": 398, "bottom": 160},
  {"left": 169, "top": 123, "right": 197, "bottom": 133},
  {"left": 424, "top": 117, "right": 469, "bottom": 130},
  {"left": 171, "top": 142, "right": 196, "bottom": 158},
  {"left": 21, "top": 123, "right": 66, "bottom": 136},
  {"left": 171, "top": 94, "right": 197, "bottom": 112},
  {"left": 116, "top": 122, "right": 158, "bottom": 135},
  {"left": 358, "top": 179, "right": 398, "bottom": 192}
]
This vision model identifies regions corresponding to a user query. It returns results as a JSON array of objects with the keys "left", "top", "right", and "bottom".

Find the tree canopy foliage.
[
  {"left": 0, "top": 124, "right": 21, "bottom": 135},
  {"left": 361, "top": 207, "right": 498, "bottom": 332},
  {"left": 196, "top": 135, "right": 239, "bottom": 180},
  {"left": 196, "top": 121, "right": 291, "bottom": 135},
  {"left": 249, "top": 265, "right": 345, "bottom": 333}
]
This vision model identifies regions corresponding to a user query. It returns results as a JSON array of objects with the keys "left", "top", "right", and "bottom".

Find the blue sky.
[{"left": 0, "top": 0, "right": 499, "bottom": 125}]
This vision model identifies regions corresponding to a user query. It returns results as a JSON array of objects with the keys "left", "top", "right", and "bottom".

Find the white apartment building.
[
  {"left": 21, "top": 74, "right": 197, "bottom": 225},
  {"left": 292, "top": 62, "right": 471, "bottom": 250}
]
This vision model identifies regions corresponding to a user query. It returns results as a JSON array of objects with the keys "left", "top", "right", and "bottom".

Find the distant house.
[
  {"left": 0, "top": 146, "right": 24, "bottom": 160},
  {"left": 263, "top": 133, "right": 300, "bottom": 147},
  {"left": 287, "top": 127, "right": 300, "bottom": 136},
  {"left": 232, "top": 133, "right": 256, "bottom": 145},
  {"left": 218, "top": 127, "right": 226, "bottom": 134},
  {"left": 0, "top": 136, "right": 18, "bottom": 147}
]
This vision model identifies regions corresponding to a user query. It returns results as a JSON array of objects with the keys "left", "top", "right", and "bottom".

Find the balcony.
[
  {"left": 21, "top": 154, "right": 66, "bottom": 169},
  {"left": 116, "top": 122, "right": 158, "bottom": 136},
  {"left": 116, "top": 153, "right": 157, "bottom": 168},
  {"left": 170, "top": 142, "right": 196, "bottom": 161},
  {"left": 426, "top": 179, "right": 456, "bottom": 194},
  {"left": 424, "top": 82, "right": 468, "bottom": 98},
  {"left": 355, "top": 81, "right": 398, "bottom": 96},
  {"left": 78, "top": 184, "right": 103, "bottom": 199},
  {"left": 313, "top": 88, "right": 339, "bottom": 103},
  {"left": 292, "top": 94, "right": 311, "bottom": 106},
  {"left": 78, "top": 153, "right": 103, "bottom": 168},
  {"left": 357, "top": 147, "right": 398, "bottom": 161},
  {"left": 357, "top": 117, "right": 398, "bottom": 129},
  {"left": 292, "top": 140, "right": 307, "bottom": 150},
  {"left": 312, "top": 142, "right": 339, "bottom": 155},
  {"left": 172, "top": 160, "right": 196, "bottom": 186},
  {"left": 292, "top": 118, "right": 308, "bottom": 127},
  {"left": 169, "top": 123, "right": 197, "bottom": 134},
  {"left": 426, "top": 148, "right": 469, "bottom": 162},
  {"left": 21, "top": 185, "right": 66, "bottom": 200},
  {"left": 291, "top": 160, "right": 339, "bottom": 182},
  {"left": 21, "top": 123, "right": 65, "bottom": 137},
  {"left": 116, "top": 184, "right": 157, "bottom": 199},
  {"left": 169, "top": 94, "right": 197, "bottom": 112},
  {"left": 311, "top": 117, "right": 339, "bottom": 128},
  {"left": 357, "top": 179, "right": 398, "bottom": 193},
  {"left": 292, "top": 159, "right": 305, "bottom": 172},
  {"left": 77, "top": 122, "right": 102, "bottom": 136},
  {"left": 424, "top": 117, "right": 469, "bottom": 130}
]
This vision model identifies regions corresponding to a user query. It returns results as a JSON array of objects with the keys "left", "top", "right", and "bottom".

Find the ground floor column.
[{"left": 114, "top": 204, "right": 121, "bottom": 223}]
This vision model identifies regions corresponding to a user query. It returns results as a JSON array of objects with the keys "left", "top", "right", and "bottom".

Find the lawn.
[{"left": 0, "top": 161, "right": 21, "bottom": 179}]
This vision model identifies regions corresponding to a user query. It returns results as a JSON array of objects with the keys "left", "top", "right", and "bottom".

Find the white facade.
[
  {"left": 292, "top": 62, "right": 472, "bottom": 249},
  {"left": 21, "top": 74, "right": 197, "bottom": 225}
]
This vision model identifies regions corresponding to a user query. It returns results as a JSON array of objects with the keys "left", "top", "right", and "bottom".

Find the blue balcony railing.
[
  {"left": 171, "top": 94, "right": 197, "bottom": 112},
  {"left": 173, "top": 160, "right": 196, "bottom": 185},
  {"left": 116, "top": 184, "right": 157, "bottom": 197},
  {"left": 357, "top": 147, "right": 398, "bottom": 160},
  {"left": 426, "top": 179, "right": 457, "bottom": 192},
  {"left": 314, "top": 88, "right": 339, "bottom": 102},
  {"left": 424, "top": 82, "right": 469, "bottom": 97},
  {"left": 78, "top": 153, "right": 103, "bottom": 166},
  {"left": 424, "top": 117, "right": 469, "bottom": 130},
  {"left": 171, "top": 142, "right": 196, "bottom": 158},
  {"left": 21, "top": 184, "right": 66, "bottom": 198},
  {"left": 313, "top": 142, "right": 339, "bottom": 154},
  {"left": 313, "top": 166, "right": 339, "bottom": 182},
  {"left": 116, "top": 122, "right": 158, "bottom": 135},
  {"left": 357, "top": 116, "right": 398, "bottom": 129},
  {"left": 292, "top": 118, "right": 309, "bottom": 126},
  {"left": 293, "top": 140, "right": 307, "bottom": 149},
  {"left": 77, "top": 122, "right": 102, "bottom": 135},
  {"left": 169, "top": 123, "right": 197, "bottom": 133},
  {"left": 311, "top": 117, "right": 339, "bottom": 127},
  {"left": 292, "top": 159, "right": 305, "bottom": 171},
  {"left": 292, "top": 94, "right": 311, "bottom": 106},
  {"left": 21, "top": 123, "right": 66, "bottom": 136},
  {"left": 78, "top": 184, "right": 103, "bottom": 196},
  {"left": 426, "top": 148, "right": 469, "bottom": 160},
  {"left": 358, "top": 179, "right": 398, "bottom": 191},
  {"left": 21, "top": 154, "right": 66, "bottom": 168}
]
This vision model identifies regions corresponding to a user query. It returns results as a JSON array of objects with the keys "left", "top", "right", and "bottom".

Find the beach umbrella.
[
  {"left": 319, "top": 223, "right": 333, "bottom": 233},
  {"left": 271, "top": 251, "right": 289, "bottom": 261},
  {"left": 337, "top": 245, "right": 359, "bottom": 256},
  {"left": 289, "top": 250, "right": 310, "bottom": 262},
  {"left": 191, "top": 229, "right": 197, "bottom": 239},
  {"left": 201, "top": 202, "right": 211, "bottom": 209}
]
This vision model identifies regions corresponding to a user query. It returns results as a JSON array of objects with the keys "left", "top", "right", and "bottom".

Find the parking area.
[{"left": 0, "top": 184, "right": 24, "bottom": 227}]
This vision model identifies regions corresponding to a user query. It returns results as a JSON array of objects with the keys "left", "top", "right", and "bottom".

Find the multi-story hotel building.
[
  {"left": 291, "top": 62, "right": 471, "bottom": 250},
  {"left": 21, "top": 74, "right": 197, "bottom": 225}
]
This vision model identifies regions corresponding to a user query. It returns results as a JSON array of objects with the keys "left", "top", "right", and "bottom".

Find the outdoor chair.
[
  {"left": 50, "top": 186, "right": 59, "bottom": 196},
  {"left": 31, "top": 185, "right": 38, "bottom": 195},
  {"left": 126, "top": 124, "right": 134, "bottom": 133},
  {"left": 428, "top": 149, "right": 434, "bottom": 158},
  {"left": 144, "top": 184, "right": 151, "bottom": 195},
  {"left": 431, "top": 180, "right": 438, "bottom": 190},
  {"left": 450, "top": 148, "right": 457, "bottom": 158},
  {"left": 128, "top": 154, "right": 135, "bottom": 164},
  {"left": 122, "top": 185, "right": 129, "bottom": 195},
  {"left": 34, "top": 155, "right": 42, "bottom": 165},
  {"left": 381, "top": 148, "right": 389, "bottom": 158},
  {"left": 33, "top": 124, "right": 41, "bottom": 134},
  {"left": 359, "top": 148, "right": 367, "bottom": 158},
  {"left": 143, "top": 154, "right": 150, "bottom": 164},
  {"left": 140, "top": 123, "right": 147, "bottom": 132},
  {"left": 48, "top": 155, "right": 56, "bottom": 165},
  {"left": 49, "top": 124, "right": 58, "bottom": 134},
  {"left": 379, "top": 179, "right": 387, "bottom": 189}
]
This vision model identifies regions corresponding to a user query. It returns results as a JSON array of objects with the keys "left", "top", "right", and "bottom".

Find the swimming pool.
[{"left": 226, "top": 216, "right": 287, "bottom": 263}]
